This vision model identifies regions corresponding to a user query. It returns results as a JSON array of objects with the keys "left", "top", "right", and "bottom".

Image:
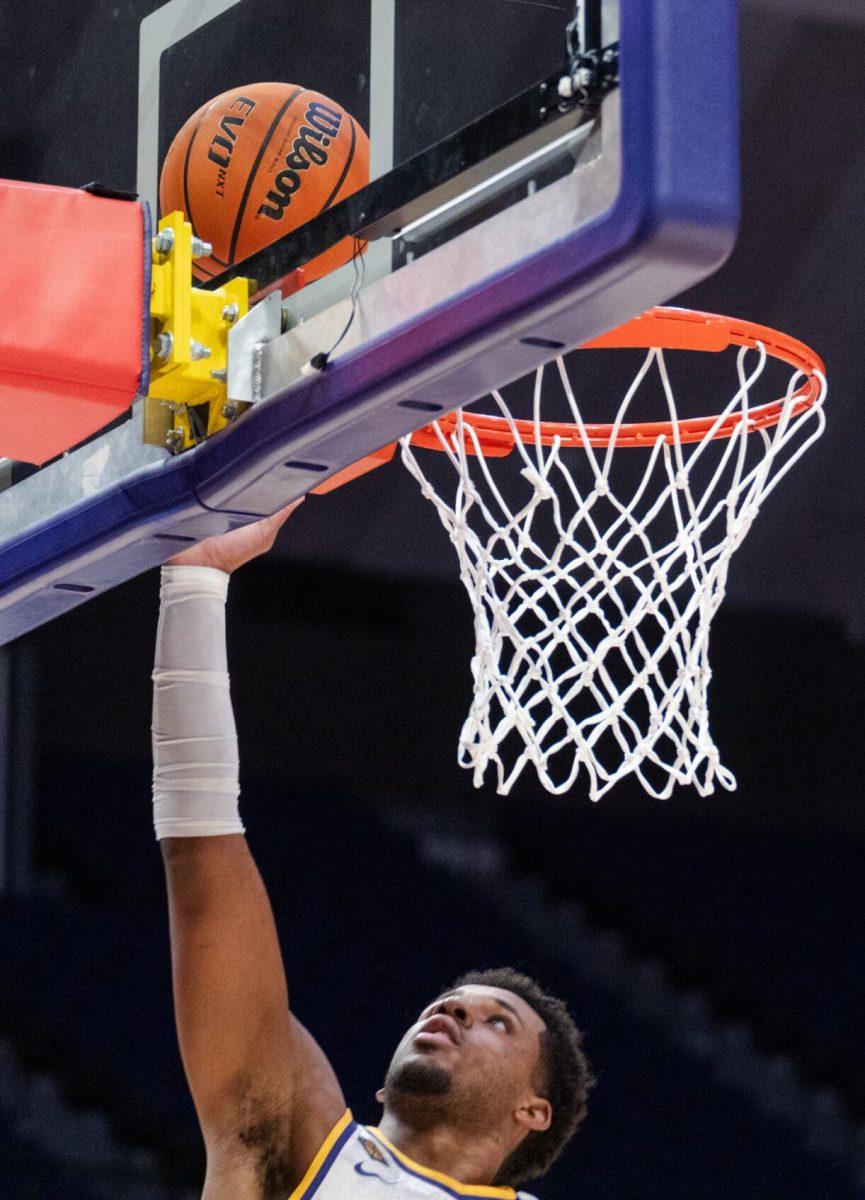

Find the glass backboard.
[{"left": 139, "top": 0, "right": 621, "bottom": 314}]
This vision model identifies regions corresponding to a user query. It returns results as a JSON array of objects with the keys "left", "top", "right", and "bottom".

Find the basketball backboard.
[{"left": 0, "top": 0, "right": 739, "bottom": 644}]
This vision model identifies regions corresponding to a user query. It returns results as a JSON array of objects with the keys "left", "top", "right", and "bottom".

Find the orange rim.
[{"left": 409, "top": 307, "right": 826, "bottom": 454}]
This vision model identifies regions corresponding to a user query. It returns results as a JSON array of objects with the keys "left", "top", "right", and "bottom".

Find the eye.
[{"left": 488, "top": 1014, "right": 510, "bottom": 1030}]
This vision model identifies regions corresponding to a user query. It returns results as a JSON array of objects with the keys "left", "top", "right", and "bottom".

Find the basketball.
[{"left": 159, "top": 82, "right": 370, "bottom": 287}]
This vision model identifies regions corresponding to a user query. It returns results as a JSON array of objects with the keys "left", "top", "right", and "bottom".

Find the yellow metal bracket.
[{"left": 146, "top": 211, "right": 253, "bottom": 452}]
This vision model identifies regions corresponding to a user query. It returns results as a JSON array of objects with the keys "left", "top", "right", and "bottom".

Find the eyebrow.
[
  {"left": 490, "top": 996, "right": 524, "bottom": 1025},
  {"left": 440, "top": 989, "right": 525, "bottom": 1026}
]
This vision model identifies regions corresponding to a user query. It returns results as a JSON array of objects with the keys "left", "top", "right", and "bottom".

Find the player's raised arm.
[{"left": 152, "top": 504, "right": 346, "bottom": 1197}]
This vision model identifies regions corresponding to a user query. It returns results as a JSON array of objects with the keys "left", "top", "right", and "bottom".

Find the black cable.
[
  {"left": 564, "top": 0, "right": 607, "bottom": 109},
  {"left": 308, "top": 235, "right": 368, "bottom": 372},
  {"left": 566, "top": 0, "right": 583, "bottom": 70}
]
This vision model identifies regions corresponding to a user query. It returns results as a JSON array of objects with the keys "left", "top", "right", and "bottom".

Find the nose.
[{"left": 435, "top": 996, "right": 472, "bottom": 1028}]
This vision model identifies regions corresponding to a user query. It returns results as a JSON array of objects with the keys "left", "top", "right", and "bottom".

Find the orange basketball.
[{"left": 159, "top": 82, "right": 370, "bottom": 288}]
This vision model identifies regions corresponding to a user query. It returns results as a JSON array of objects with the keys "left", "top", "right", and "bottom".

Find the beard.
[
  {"left": 382, "top": 1054, "right": 487, "bottom": 1134},
  {"left": 385, "top": 1057, "right": 452, "bottom": 1099},
  {"left": 381, "top": 1056, "right": 454, "bottom": 1129}
]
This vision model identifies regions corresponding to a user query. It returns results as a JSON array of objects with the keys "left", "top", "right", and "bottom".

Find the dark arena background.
[{"left": 2, "top": 2, "right": 865, "bottom": 1198}]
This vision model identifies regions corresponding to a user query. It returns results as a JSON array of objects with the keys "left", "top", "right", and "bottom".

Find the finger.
[
  {"left": 276, "top": 497, "right": 305, "bottom": 520},
  {"left": 263, "top": 497, "right": 305, "bottom": 532}
]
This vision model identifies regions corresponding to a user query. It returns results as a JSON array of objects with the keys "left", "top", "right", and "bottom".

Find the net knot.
[
  {"left": 584, "top": 596, "right": 605, "bottom": 621},
  {"left": 593, "top": 477, "right": 611, "bottom": 498},
  {"left": 674, "top": 469, "right": 690, "bottom": 491},
  {"left": 520, "top": 465, "right": 554, "bottom": 500},
  {"left": 513, "top": 710, "right": 537, "bottom": 740},
  {"left": 736, "top": 503, "right": 760, "bottom": 531}
]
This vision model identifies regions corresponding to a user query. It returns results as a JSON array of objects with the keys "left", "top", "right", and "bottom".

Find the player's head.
[{"left": 379, "top": 967, "right": 595, "bottom": 1188}]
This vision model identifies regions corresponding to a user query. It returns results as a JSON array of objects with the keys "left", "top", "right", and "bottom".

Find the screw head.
[
  {"left": 221, "top": 303, "right": 240, "bottom": 324},
  {"left": 154, "top": 228, "right": 174, "bottom": 256},
  {"left": 190, "top": 340, "right": 212, "bottom": 361},
  {"left": 154, "top": 331, "right": 173, "bottom": 362},
  {"left": 165, "top": 429, "right": 184, "bottom": 452},
  {"left": 190, "top": 237, "right": 213, "bottom": 259},
  {"left": 221, "top": 401, "right": 238, "bottom": 421}
]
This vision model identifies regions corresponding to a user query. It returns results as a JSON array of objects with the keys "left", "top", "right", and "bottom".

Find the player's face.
[{"left": 382, "top": 985, "right": 549, "bottom": 1131}]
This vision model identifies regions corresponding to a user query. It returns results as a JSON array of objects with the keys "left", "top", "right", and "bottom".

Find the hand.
[{"left": 166, "top": 499, "right": 304, "bottom": 574}]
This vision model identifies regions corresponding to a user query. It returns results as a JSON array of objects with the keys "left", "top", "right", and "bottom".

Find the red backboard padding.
[{"left": 0, "top": 179, "right": 148, "bottom": 464}]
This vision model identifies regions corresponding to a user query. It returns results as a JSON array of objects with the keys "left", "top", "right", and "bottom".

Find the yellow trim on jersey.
[
  {"left": 367, "top": 1126, "right": 518, "bottom": 1199},
  {"left": 287, "top": 1110, "right": 353, "bottom": 1200}
]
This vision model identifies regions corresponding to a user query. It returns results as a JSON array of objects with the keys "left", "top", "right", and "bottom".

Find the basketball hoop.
[{"left": 400, "top": 307, "right": 827, "bottom": 800}]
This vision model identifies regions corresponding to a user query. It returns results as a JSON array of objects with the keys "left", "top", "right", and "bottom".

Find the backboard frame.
[{"left": 0, "top": 0, "right": 739, "bottom": 645}]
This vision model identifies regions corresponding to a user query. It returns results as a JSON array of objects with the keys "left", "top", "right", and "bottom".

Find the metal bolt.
[
  {"left": 190, "top": 237, "right": 213, "bottom": 259},
  {"left": 539, "top": 106, "right": 548, "bottom": 119},
  {"left": 190, "top": 340, "right": 211, "bottom": 361},
  {"left": 221, "top": 303, "right": 240, "bottom": 324},
  {"left": 154, "top": 228, "right": 174, "bottom": 256},
  {"left": 165, "top": 429, "right": 184, "bottom": 453},
  {"left": 210, "top": 369, "right": 228, "bottom": 383},
  {"left": 154, "top": 331, "right": 173, "bottom": 361},
  {"left": 603, "top": 48, "right": 616, "bottom": 64},
  {"left": 539, "top": 81, "right": 548, "bottom": 94},
  {"left": 221, "top": 401, "right": 238, "bottom": 421},
  {"left": 558, "top": 75, "right": 575, "bottom": 100}
]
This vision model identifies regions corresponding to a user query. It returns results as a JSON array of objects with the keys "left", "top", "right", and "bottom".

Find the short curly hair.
[{"left": 451, "top": 967, "right": 595, "bottom": 1189}]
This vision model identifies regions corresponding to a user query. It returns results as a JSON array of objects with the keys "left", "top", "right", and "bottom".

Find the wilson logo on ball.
[
  {"left": 257, "top": 102, "right": 343, "bottom": 222},
  {"left": 207, "top": 96, "right": 257, "bottom": 199}
]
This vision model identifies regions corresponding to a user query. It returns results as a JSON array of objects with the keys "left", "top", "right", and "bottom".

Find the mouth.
[{"left": 415, "top": 1015, "right": 461, "bottom": 1047}]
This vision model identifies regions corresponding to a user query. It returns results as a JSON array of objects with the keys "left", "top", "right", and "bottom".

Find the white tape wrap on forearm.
[{"left": 152, "top": 565, "right": 244, "bottom": 840}]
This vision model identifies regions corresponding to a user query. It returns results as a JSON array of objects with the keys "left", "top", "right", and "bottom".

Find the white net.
[{"left": 400, "top": 341, "right": 826, "bottom": 800}]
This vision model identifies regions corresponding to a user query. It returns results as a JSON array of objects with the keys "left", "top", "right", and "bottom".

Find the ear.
[
  {"left": 515, "top": 1096, "right": 552, "bottom": 1133},
  {"left": 376, "top": 1087, "right": 385, "bottom": 1105}
]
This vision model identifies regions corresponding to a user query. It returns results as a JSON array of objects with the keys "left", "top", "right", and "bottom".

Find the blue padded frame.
[{"left": 0, "top": 0, "right": 739, "bottom": 645}]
